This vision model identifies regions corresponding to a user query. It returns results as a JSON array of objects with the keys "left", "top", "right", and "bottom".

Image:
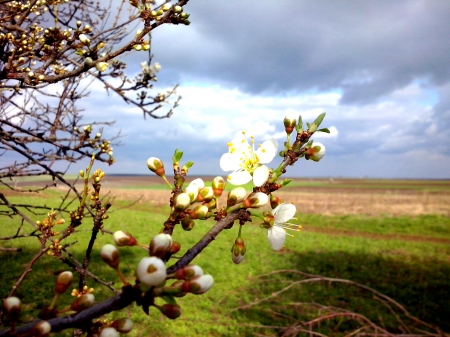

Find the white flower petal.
[
  {"left": 256, "top": 138, "right": 278, "bottom": 163},
  {"left": 253, "top": 165, "right": 270, "bottom": 186},
  {"left": 268, "top": 226, "right": 286, "bottom": 250},
  {"left": 228, "top": 170, "right": 252, "bottom": 185},
  {"left": 273, "top": 204, "right": 296, "bottom": 223},
  {"left": 220, "top": 153, "right": 240, "bottom": 171}
]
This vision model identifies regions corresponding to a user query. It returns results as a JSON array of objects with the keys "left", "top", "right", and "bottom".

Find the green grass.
[{"left": 1, "top": 192, "right": 450, "bottom": 336}]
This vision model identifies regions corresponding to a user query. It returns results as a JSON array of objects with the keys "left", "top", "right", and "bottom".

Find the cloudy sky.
[{"left": 84, "top": 0, "right": 450, "bottom": 179}]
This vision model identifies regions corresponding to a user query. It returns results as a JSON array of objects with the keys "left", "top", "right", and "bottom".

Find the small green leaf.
[
  {"left": 313, "top": 112, "right": 326, "bottom": 128},
  {"left": 295, "top": 115, "right": 304, "bottom": 133},
  {"left": 317, "top": 128, "right": 330, "bottom": 133},
  {"left": 280, "top": 179, "right": 292, "bottom": 187}
]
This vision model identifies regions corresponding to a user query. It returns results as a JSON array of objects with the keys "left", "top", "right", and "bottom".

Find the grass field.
[{"left": 1, "top": 177, "right": 449, "bottom": 336}]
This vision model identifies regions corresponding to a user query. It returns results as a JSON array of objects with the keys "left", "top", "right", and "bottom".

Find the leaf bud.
[
  {"left": 227, "top": 187, "right": 246, "bottom": 207},
  {"left": 174, "top": 265, "right": 204, "bottom": 280},
  {"left": 212, "top": 176, "right": 226, "bottom": 197},
  {"left": 100, "top": 244, "right": 120, "bottom": 269},
  {"left": 159, "top": 303, "right": 181, "bottom": 319},
  {"left": 149, "top": 233, "right": 173, "bottom": 258},
  {"left": 181, "top": 274, "right": 214, "bottom": 294},
  {"left": 174, "top": 193, "right": 191, "bottom": 211},
  {"left": 111, "top": 318, "right": 133, "bottom": 333},
  {"left": 113, "top": 230, "right": 137, "bottom": 247},
  {"left": 55, "top": 271, "right": 73, "bottom": 295},
  {"left": 231, "top": 237, "right": 246, "bottom": 264},
  {"left": 70, "top": 294, "right": 95, "bottom": 312},
  {"left": 29, "top": 320, "right": 51, "bottom": 337},
  {"left": 136, "top": 257, "right": 166, "bottom": 287},
  {"left": 3, "top": 297, "right": 21, "bottom": 322},
  {"left": 147, "top": 157, "right": 165, "bottom": 177},
  {"left": 305, "top": 142, "right": 326, "bottom": 162},
  {"left": 99, "top": 327, "right": 119, "bottom": 337},
  {"left": 242, "top": 192, "right": 269, "bottom": 208}
]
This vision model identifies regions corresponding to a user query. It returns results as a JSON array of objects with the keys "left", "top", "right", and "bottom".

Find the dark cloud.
[{"left": 151, "top": 0, "right": 450, "bottom": 104}]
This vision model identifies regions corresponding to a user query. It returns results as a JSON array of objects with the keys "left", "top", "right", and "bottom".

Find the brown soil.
[{"left": 5, "top": 175, "right": 450, "bottom": 217}]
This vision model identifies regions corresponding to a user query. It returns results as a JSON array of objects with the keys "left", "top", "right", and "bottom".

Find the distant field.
[{"left": 1, "top": 176, "right": 450, "bottom": 335}]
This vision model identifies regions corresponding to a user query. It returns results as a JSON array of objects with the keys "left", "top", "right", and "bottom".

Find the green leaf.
[
  {"left": 295, "top": 115, "right": 304, "bottom": 133},
  {"left": 317, "top": 128, "right": 330, "bottom": 133},
  {"left": 172, "top": 149, "right": 183, "bottom": 163},
  {"left": 280, "top": 179, "right": 292, "bottom": 187},
  {"left": 313, "top": 112, "right": 326, "bottom": 127}
]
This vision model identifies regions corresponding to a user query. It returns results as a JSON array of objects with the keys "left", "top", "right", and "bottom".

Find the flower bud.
[
  {"left": 305, "top": 142, "right": 326, "bottom": 162},
  {"left": 212, "top": 176, "right": 226, "bottom": 197},
  {"left": 173, "top": 5, "right": 182, "bottom": 13},
  {"left": 169, "top": 241, "right": 181, "bottom": 254},
  {"left": 161, "top": 3, "right": 171, "bottom": 11},
  {"left": 136, "top": 257, "right": 166, "bottom": 287},
  {"left": 181, "top": 274, "right": 214, "bottom": 294},
  {"left": 270, "top": 194, "right": 283, "bottom": 209},
  {"left": 284, "top": 113, "right": 297, "bottom": 135},
  {"left": 184, "top": 183, "right": 198, "bottom": 203},
  {"left": 231, "top": 237, "right": 246, "bottom": 264},
  {"left": 100, "top": 244, "right": 120, "bottom": 269},
  {"left": 133, "top": 44, "right": 142, "bottom": 51},
  {"left": 174, "top": 193, "right": 191, "bottom": 211},
  {"left": 227, "top": 187, "right": 247, "bottom": 207},
  {"left": 3, "top": 297, "right": 21, "bottom": 322},
  {"left": 159, "top": 303, "right": 181, "bottom": 319},
  {"left": 95, "top": 62, "right": 108, "bottom": 72},
  {"left": 197, "top": 186, "right": 214, "bottom": 203},
  {"left": 99, "top": 327, "right": 119, "bottom": 337},
  {"left": 29, "top": 320, "right": 51, "bottom": 337},
  {"left": 113, "top": 230, "right": 137, "bottom": 247},
  {"left": 174, "top": 265, "right": 204, "bottom": 280},
  {"left": 147, "top": 157, "right": 165, "bottom": 177},
  {"left": 188, "top": 205, "right": 209, "bottom": 219},
  {"left": 111, "top": 318, "right": 133, "bottom": 333},
  {"left": 70, "top": 294, "right": 95, "bottom": 312},
  {"left": 181, "top": 218, "right": 195, "bottom": 231},
  {"left": 78, "top": 34, "right": 90, "bottom": 46},
  {"left": 189, "top": 178, "right": 204, "bottom": 189},
  {"left": 149, "top": 233, "right": 173, "bottom": 258},
  {"left": 242, "top": 192, "right": 269, "bottom": 208},
  {"left": 55, "top": 271, "right": 73, "bottom": 295}
]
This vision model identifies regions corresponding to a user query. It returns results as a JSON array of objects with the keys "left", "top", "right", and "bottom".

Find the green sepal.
[
  {"left": 317, "top": 128, "right": 330, "bottom": 133},
  {"left": 162, "top": 295, "right": 178, "bottom": 305}
]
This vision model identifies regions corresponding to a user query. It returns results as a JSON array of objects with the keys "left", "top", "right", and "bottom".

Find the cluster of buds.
[
  {"left": 36, "top": 209, "right": 64, "bottom": 239},
  {"left": 133, "top": 30, "right": 150, "bottom": 51},
  {"left": 97, "top": 317, "right": 134, "bottom": 337},
  {"left": 102, "top": 231, "right": 213, "bottom": 320},
  {"left": 226, "top": 187, "right": 268, "bottom": 210}
]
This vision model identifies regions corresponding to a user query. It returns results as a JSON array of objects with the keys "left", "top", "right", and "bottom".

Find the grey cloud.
[{"left": 150, "top": 0, "right": 450, "bottom": 104}]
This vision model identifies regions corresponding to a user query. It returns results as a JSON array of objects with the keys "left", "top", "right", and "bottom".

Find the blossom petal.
[
  {"left": 220, "top": 153, "right": 239, "bottom": 171},
  {"left": 253, "top": 165, "right": 270, "bottom": 186},
  {"left": 268, "top": 226, "right": 286, "bottom": 250},
  {"left": 273, "top": 203, "right": 296, "bottom": 223},
  {"left": 228, "top": 170, "right": 252, "bottom": 185},
  {"left": 256, "top": 138, "right": 278, "bottom": 163}
]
